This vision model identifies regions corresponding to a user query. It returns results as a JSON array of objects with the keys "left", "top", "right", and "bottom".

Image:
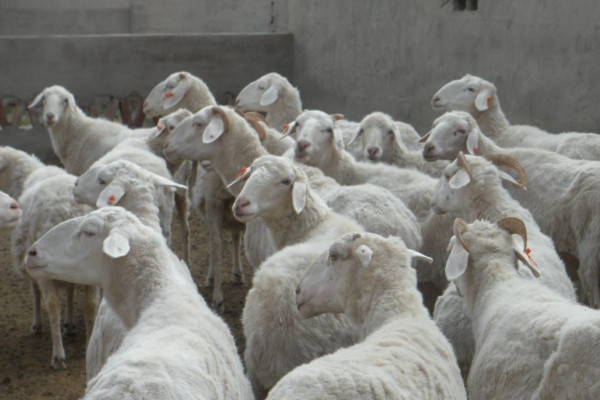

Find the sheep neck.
[
  {"left": 474, "top": 97, "right": 511, "bottom": 142},
  {"left": 261, "top": 191, "right": 329, "bottom": 249},
  {"left": 467, "top": 181, "right": 530, "bottom": 224},
  {"left": 181, "top": 80, "right": 217, "bottom": 113},
  {"left": 467, "top": 131, "right": 505, "bottom": 156},
  {"left": 47, "top": 109, "right": 87, "bottom": 169},
  {"left": 321, "top": 148, "right": 367, "bottom": 185},
  {"left": 267, "top": 92, "right": 302, "bottom": 131},
  {"left": 351, "top": 271, "right": 426, "bottom": 340},
  {"left": 116, "top": 187, "right": 163, "bottom": 234},
  {"left": 0, "top": 149, "right": 43, "bottom": 198}
]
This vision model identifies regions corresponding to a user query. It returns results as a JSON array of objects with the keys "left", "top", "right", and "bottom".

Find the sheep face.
[
  {"left": 431, "top": 74, "right": 497, "bottom": 115},
  {"left": 356, "top": 113, "right": 400, "bottom": 162},
  {"left": 430, "top": 160, "right": 473, "bottom": 215},
  {"left": 29, "top": 86, "right": 77, "bottom": 127},
  {"left": 24, "top": 208, "right": 136, "bottom": 286},
  {"left": 235, "top": 72, "right": 285, "bottom": 112},
  {"left": 0, "top": 191, "right": 20, "bottom": 228},
  {"left": 143, "top": 72, "right": 193, "bottom": 118},
  {"left": 232, "top": 155, "right": 307, "bottom": 222},
  {"left": 153, "top": 109, "right": 193, "bottom": 144},
  {"left": 292, "top": 111, "right": 344, "bottom": 168},
  {"left": 422, "top": 111, "right": 479, "bottom": 161},
  {"left": 164, "top": 106, "right": 224, "bottom": 163}
]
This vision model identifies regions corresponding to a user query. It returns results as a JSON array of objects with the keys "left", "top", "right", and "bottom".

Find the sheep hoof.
[
  {"left": 205, "top": 277, "right": 215, "bottom": 288},
  {"left": 31, "top": 323, "right": 42, "bottom": 334},
  {"left": 211, "top": 300, "right": 225, "bottom": 314},
  {"left": 51, "top": 356, "right": 67, "bottom": 370},
  {"left": 63, "top": 323, "right": 77, "bottom": 336},
  {"left": 231, "top": 273, "right": 246, "bottom": 285}
]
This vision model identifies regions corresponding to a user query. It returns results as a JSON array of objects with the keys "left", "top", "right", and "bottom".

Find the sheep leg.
[
  {"left": 63, "top": 284, "right": 76, "bottom": 335},
  {"left": 30, "top": 281, "right": 42, "bottom": 334},
  {"left": 578, "top": 250, "right": 600, "bottom": 309},
  {"left": 83, "top": 285, "right": 100, "bottom": 344},
  {"left": 206, "top": 205, "right": 224, "bottom": 312},
  {"left": 230, "top": 229, "right": 245, "bottom": 284},
  {"left": 39, "top": 279, "right": 67, "bottom": 369},
  {"left": 175, "top": 191, "right": 191, "bottom": 267}
]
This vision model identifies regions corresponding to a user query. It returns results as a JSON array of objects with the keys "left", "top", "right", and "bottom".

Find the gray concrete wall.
[{"left": 288, "top": 0, "right": 600, "bottom": 135}]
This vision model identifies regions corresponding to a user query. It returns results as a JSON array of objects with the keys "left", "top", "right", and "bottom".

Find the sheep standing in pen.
[
  {"left": 145, "top": 72, "right": 244, "bottom": 312},
  {"left": 164, "top": 105, "right": 422, "bottom": 267},
  {"left": 73, "top": 159, "right": 188, "bottom": 381},
  {"left": 422, "top": 111, "right": 600, "bottom": 307},
  {"left": 445, "top": 217, "right": 600, "bottom": 400},
  {"left": 235, "top": 72, "right": 364, "bottom": 158},
  {"left": 431, "top": 74, "right": 600, "bottom": 160},
  {"left": 430, "top": 152, "right": 576, "bottom": 378},
  {"left": 0, "top": 146, "right": 98, "bottom": 369},
  {"left": 266, "top": 232, "right": 466, "bottom": 400},
  {"left": 229, "top": 155, "right": 364, "bottom": 398},
  {"left": 25, "top": 207, "right": 253, "bottom": 399}
]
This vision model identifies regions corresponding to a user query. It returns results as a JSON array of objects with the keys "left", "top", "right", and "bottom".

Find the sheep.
[
  {"left": 429, "top": 151, "right": 576, "bottom": 378},
  {"left": 422, "top": 110, "right": 600, "bottom": 307},
  {"left": 235, "top": 72, "right": 364, "bottom": 159},
  {"left": 242, "top": 111, "right": 295, "bottom": 156},
  {"left": 73, "top": 159, "right": 188, "bottom": 381},
  {"left": 267, "top": 232, "right": 466, "bottom": 400},
  {"left": 145, "top": 72, "right": 244, "bottom": 312},
  {"left": 164, "top": 106, "right": 422, "bottom": 264},
  {"left": 28, "top": 85, "right": 146, "bottom": 176},
  {"left": 227, "top": 155, "right": 365, "bottom": 397},
  {"left": 0, "top": 190, "right": 21, "bottom": 228},
  {"left": 25, "top": 207, "right": 253, "bottom": 399},
  {"left": 445, "top": 217, "right": 600, "bottom": 400},
  {"left": 431, "top": 74, "right": 600, "bottom": 161},
  {"left": 143, "top": 71, "right": 217, "bottom": 118},
  {"left": 348, "top": 111, "right": 448, "bottom": 176}
]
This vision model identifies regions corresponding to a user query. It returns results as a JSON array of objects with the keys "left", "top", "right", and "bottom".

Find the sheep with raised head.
[
  {"left": 422, "top": 110, "right": 600, "bottom": 307},
  {"left": 228, "top": 155, "right": 364, "bottom": 397},
  {"left": 431, "top": 74, "right": 600, "bottom": 160},
  {"left": 430, "top": 152, "right": 576, "bottom": 378},
  {"left": 445, "top": 217, "right": 600, "bottom": 400},
  {"left": 25, "top": 207, "right": 253, "bottom": 399},
  {"left": 267, "top": 232, "right": 466, "bottom": 400}
]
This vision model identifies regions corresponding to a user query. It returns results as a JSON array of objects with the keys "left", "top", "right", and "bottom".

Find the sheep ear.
[
  {"left": 292, "top": 181, "right": 307, "bottom": 214},
  {"left": 498, "top": 170, "right": 522, "bottom": 188},
  {"left": 163, "top": 75, "right": 191, "bottom": 110},
  {"left": 150, "top": 173, "right": 188, "bottom": 192},
  {"left": 355, "top": 244, "right": 373, "bottom": 268},
  {"left": 445, "top": 237, "right": 470, "bottom": 281},
  {"left": 474, "top": 87, "right": 493, "bottom": 111},
  {"left": 103, "top": 231, "right": 130, "bottom": 258},
  {"left": 407, "top": 249, "right": 433, "bottom": 264},
  {"left": 418, "top": 131, "right": 431, "bottom": 144},
  {"left": 466, "top": 127, "right": 479, "bottom": 154},
  {"left": 511, "top": 235, "right": 541, "bottom": 278},
  {"left": 29, "top": 91, "right": 45, "bottom": 109},
  {"left": 346, "top": 128, "right": 362, "bottom": 147},
  {"left": 449, "top": 168, "right": 471, "bottom": 189},
  {"left": 202, "top": 114, "right": 225, "bottom": 144},
  {"left": 332, "top": 128, "right": 345, "bottom": 150},
  {"left": 96, "top": 183, "right": 125, "bottom": 208},
  {"left": 260, "top": 85, "right": 279, "bottom": 106}
]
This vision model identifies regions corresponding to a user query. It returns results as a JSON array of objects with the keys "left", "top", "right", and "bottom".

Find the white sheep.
[
  {"left": 422, "top": 111, "right": 600, "bottom": 307},
  {"left": 267, "top": 232, "right": 466, "bottom": 400},
  {"left": 143, "top": 71, "right": 217, "bottom": 118},
  {"left": 25, "top": 207, "right": 253, "bottom": 399},
  {"left": 9, "top": 156, "right": 98, "bottom": 369},
  {"left": 430, "top": 152, "right": 576, "bottom": 378},
  {"left": 0, "top": 190, "right": 21, "bottom": 228},
  {"left": 228, "top": 155, "right": 364, "bottom": 397},
  {"left": 164, "top": 106, "right": 422, "bottom": 265},
  {"left": 28, "top": 85, "right": 145, "bottom": 175},
  {"left": 431, "top": 74, "right": 600, "bottom": 160},
  {"left": 348, "top": 111, "right": 448, "bottom": 176},
  {"left": 445, "top": 217, "right": 600, "bottom": 400},
  {"left": 240, "top": 110, "right": 296, "bottom": 156}
]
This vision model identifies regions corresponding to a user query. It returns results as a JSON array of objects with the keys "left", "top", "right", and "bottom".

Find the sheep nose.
[
  {"left": 296, "top": 140, "right": 310, "bottom": 152},
  {"left": 10, "top": 202, "right": 18, "bottom": 210},
  {"left": 295, "top": 286, "right": 301, "bottom": 296},
  {"left": 432, "top": 96, "right": 441, "bottom": 104},
  {"left": 234, "top": 198, "right": 250, "bottom": 216},
  {"left": 45, "top": 113, "right": 56, "bottom": 123},
  {"left": 367, "top": 146, "right": 379, "bottom": 157},
  {"left": 74, "top": 178, "right": 79, "bottom": 187},
  {"left": 424, "top": 143, "right": 436, "bottom": 155},
  {"left": 28, "top": 249, "right": 37, "bottom": 257}
]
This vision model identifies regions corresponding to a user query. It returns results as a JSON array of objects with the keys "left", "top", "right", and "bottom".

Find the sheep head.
[
  {"left": 235, "top": 72, "right": 291, "bottom": 112},
  {"left": 348, "top": 111, "right": 406, "bottom": 162},
  {"left": 431, "top": 74, "right": 497, "bottom": 115},
  {"left": 29, "top": 85, "right": 79, "bottom": 127},
  {"left": 421, "top": 111, "right": 481, "bottom": 161},
  {"left": 289, "top": 110, "right": 344, "bottom": 168}
]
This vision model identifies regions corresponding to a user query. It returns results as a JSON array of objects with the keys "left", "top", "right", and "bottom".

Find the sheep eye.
[
  {"left": 168, "top": 125, "right": 175, "bottom": 131},
  {"left": 329, "top": 252, "right": 338, "bottom": 263},
  {"left": 98, "top": 178, "right": 106, "bottom": 185},
  {"left": 81, "top": 230, "right": 95, "bottom": 238},
  {"left": 324, "top": 127, "right": 333, "bottom": 134},
  {"left": 281, "top": 178, "right": 292, "bottom": 186},
  {"left": 387, "top": 130, "right": 394, "bottom": 136},
  {"left": 63, "top": 98, "right": 69, "bottom": 105},
  {"left": 258, "top": 86, "right": 265, "bottom": 90},
  {"left": 457, "top": 129, "right": 466, "bottom": 135},
  {"left": 466, "top": 87, "right": 476, "bottom": 92}
]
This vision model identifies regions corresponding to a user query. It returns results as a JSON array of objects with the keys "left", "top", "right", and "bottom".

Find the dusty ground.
[{"left": 0, "top": 214, "right": 252, "bottom": 399}]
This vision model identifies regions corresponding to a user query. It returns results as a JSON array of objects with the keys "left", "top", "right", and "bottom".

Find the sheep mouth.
[
  {"left": 26, "top": 264, "right": 47, "bottom": 272},
  {"left": 233, "top": 210, "right": 255, "bottom": 222},
  {"left": 367, "top": 154, "right": 382, "bottom": 161},
  {"left": 163, "top": 150, "right": 181, "bottom": 163},
  {"left": 423, "top": 153, "right": 441, "bottom": 161}
]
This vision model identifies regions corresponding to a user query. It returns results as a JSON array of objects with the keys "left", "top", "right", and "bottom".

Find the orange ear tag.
[
  {"left": 236, "top": 167, "right": 247, "bottom": 179},
  {"left": 156, "top": 124, "right": 164, "bottom": 131},
  {"left": 283, "top": 124, "right": 289, "bottom": 134},
  {"left": 487, "top": 97, "right": 492, "bottom": 108},
  {"left": 525, "top": 248, "right": 537, "bottom": 266},
  {"left": 164, "top": 92, "right": 174, "bottom": 99},
  {"left": 473, "top": 147, "right": 478, "bottom": 153},
  {"left": 108, "top": 194, "right": 117, "bottom": 205}
]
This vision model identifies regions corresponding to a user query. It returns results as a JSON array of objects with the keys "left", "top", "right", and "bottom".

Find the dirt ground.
[{"left": 0, "top": 213, "right": 253, "bottom": 399}]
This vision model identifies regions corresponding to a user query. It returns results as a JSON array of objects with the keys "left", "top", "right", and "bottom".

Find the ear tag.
[
  {"left": 108, "top": 194, "right": 117, "bottom": 205},
  {"left": 487, "top": 97, "right": 492, "bottom": 108},
  {"left": 283, "top": 124, "right": 289, "bottom": 134},
  {"left": 164, "top": 92, "right": 174, "bottom": 99}
]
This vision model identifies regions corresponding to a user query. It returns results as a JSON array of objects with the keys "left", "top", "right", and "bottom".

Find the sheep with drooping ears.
[
  {"left": 25, "top": 207, "right": 253, "bottom": 399},
  {"left": 267, "top": 232, "right": 466, "bottom": 400},
  {"left": 446, "top": 217, "right": 600, "bottom": 400}
]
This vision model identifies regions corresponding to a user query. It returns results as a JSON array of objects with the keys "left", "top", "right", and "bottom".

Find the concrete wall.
[{"left": 288, "top": 0, "right": 600, "bottom": 135}]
